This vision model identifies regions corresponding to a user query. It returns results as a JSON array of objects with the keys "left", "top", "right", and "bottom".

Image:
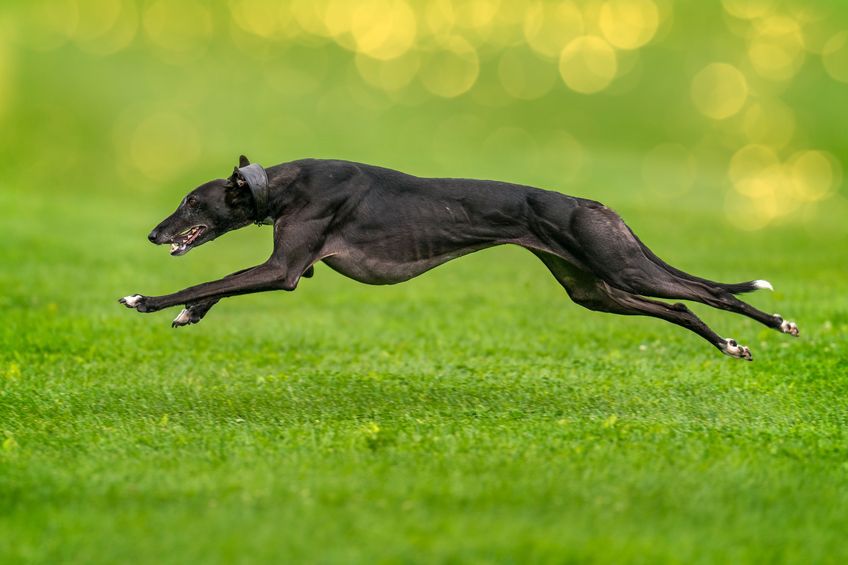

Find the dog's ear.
[
  {"left": 229, "top": 167, "right": 247, "bottom": 188},
  {"left": 239, "top": 155, "right": 250, "bottom": 168},
  {"left": 225, "top": 173, "right": 253, "bottom": 208}
]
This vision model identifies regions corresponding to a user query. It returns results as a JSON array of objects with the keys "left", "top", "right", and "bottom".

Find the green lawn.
[{"left": 2, "top": 180, "right": 847, "bottom": 563}]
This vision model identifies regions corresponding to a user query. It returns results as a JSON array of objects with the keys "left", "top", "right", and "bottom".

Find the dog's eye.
[{"left": 186, "top": 196, "right": 198, "bottom": 208}]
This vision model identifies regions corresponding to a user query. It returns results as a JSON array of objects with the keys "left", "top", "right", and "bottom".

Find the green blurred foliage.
[{"left": 0, "top": 0, "right": 846, "bottom": 230}]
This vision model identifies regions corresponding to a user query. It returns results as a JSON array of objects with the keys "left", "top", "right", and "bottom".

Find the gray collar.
[{"left": 236, "top": 163, "right": 274, "bottom": 225}]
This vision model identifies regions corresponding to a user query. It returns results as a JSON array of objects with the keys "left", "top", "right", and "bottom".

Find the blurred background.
[
  {"left": 0, "top": 0, "right": 845, "bottom": 230},
  {"left": 1, "top": 0, "right": 847, "bottom": 332}
]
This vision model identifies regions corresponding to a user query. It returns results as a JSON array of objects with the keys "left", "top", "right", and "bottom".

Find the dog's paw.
[
  {"left": 774, "top": 314, "right": 799, "bottom": 337},
  {"left": 119, "top": 294, "right": 143, "bottom": 307},
  {"left": 171, "top": 301, "right": 216, "bottom": 327},
  {"left": 119, "top": 294, "right": 156, "bottom": 313},
  {"left": 720, "top": 338, "right": 752, "bottom": 361},
  {"left": 172, "top": 308, "right": 195, "bottom": 328}
]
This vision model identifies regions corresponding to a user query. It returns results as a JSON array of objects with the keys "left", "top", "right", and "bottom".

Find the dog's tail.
[{"left": 630, "top": 229, "right": 773, "bottom": 295}]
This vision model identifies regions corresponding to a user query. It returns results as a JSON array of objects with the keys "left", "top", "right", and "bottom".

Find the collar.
[{"left": 236, "top": 163, "right": 274, "bottom": 225}]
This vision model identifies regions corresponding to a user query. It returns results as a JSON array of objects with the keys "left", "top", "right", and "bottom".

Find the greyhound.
[{"left": 120, "top": 156, "right": 799, "bottom": 360}]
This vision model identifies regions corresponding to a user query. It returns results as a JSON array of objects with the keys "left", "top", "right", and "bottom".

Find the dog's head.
[{"left": 147, "top": 155, "right": 260, "bottom": 256}]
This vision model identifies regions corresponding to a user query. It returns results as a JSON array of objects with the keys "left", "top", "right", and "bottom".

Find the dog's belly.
[{"left": 321, "top": 244, "right": 493, "bottom": 285}]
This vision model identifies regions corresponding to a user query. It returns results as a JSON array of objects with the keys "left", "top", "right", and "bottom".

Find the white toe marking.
[
  {"left": 779, "top": 319, "right": 799, "bottom": 336},
  {"left": 122, "top": 294, "right": 142, "bottom": 307},
  {"left": 721, "top": 338, "right": 751, "bottom": 360},
  {"left": 173, "top": 309, "right": 191, "bottom": 325},
  {"left": 753, "top": 280, "right": 773, "bottom": 291}
]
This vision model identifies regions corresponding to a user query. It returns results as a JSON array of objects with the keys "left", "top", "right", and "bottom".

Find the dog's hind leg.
[
  {"left": 558, "top": 204, "right": 798, "bottom": 337},
  {"left": 533, "top": 252, "right": 752, "bottom": 360}
]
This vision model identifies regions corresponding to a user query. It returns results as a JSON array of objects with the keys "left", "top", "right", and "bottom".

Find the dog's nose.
[{"left": 148, "top": 229, "right": 160, "bottom": 244}]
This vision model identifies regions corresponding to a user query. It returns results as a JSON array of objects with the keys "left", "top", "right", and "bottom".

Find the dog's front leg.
[
  {"left": 169, "top": 263, "right": 317, "bottom": 327},
  {"left": 120, "top": 261, "right": 292, "bottom": 314}
]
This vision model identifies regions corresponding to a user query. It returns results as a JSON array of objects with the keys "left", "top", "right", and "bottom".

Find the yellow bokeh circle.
[
  {"left": 74, "top": 0, "right": 138, "bottom": 56},
  {"left": 524, "top": 1, "right": 584, "bottom": 59},
  {"left": 350, "top": 0, "right": 417, "bottom": 60},
  {"left": 721, "top": 0, "right": 774, "bottom": 20},
  {"left": 690, "top": 63, "right": 748, "bottom": 120},
  {"left": 230, "top": 0, "right": 288, "bottom": 39},
  {"left": 822, "top": 32, "right": 848, "bottom": 83},
  {"left": 742, "top": 99, "right": 795, "bottom": 149},
  {"left": 728, "top": 144, "right": 780, "bottom": 197},
  {"left": 559, "top": 36, "right": 618, "bottom": 94},
  {"left": 787, "top": 150, "right": 838, "bottom": 202},
  {"left": 355, "top": 51, "right": 420, "bottom": 92},
  {"left": 423, "top": 0, "right": 457, "bottom": 43},
  {"left": 747, "top": 16, "right": 805, "bottom": 81},
  {"left": 598, "top": 0, "right": 659, "bottom": 50},
  {"left": 419, "top": 37, "right": 479, "bottom": 98}
]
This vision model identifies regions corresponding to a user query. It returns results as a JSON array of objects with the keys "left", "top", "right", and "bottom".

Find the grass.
[{"left": 1, "top": 179, "right": 847, "bottom": 564}]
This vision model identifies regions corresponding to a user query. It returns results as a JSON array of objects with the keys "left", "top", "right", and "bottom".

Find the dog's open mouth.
[{"left": 169, "top": 225, "right": 206, "bottom": 256}]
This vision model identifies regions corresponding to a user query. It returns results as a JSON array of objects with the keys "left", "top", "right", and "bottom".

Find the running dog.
[{"left": 120, "top": 156, "right": 799, "bottom": 360}]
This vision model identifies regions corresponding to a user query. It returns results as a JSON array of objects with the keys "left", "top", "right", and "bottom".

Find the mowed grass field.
[{"left": 1, "top": 175, "right": 847, "bottom": 563}]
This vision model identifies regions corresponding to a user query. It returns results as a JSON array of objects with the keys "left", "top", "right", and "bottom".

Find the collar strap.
[{"left": 236, "top": 163, "right": 273, "bottom": 225}]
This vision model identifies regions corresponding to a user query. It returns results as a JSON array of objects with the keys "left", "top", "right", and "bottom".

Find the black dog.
[{"left": 120, "top": 156, "right": 798, "bottom": 360}]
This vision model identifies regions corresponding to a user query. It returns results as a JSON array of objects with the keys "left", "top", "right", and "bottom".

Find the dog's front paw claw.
[
  {"left": 774, "top": 314, "right": 799, "bottom": 337},
  {"left": 721, "top": 338, "right": 752, "bottom": 361}
]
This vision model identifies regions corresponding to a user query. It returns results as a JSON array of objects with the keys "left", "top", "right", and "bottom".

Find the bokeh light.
[
  {"left": 15, "top": 0, "right": 78, "bottom": 51},
  {"left": 721, "top": 0, "right": 774, "bottom": 21},
  {"left": 598, "top": 0, "right": 660, "bottom": 50},
  {"left": 143, "top": 0, "right": 213, "bottom": 64},
  {"left": 787, "top": 150, "right": 838, "bottom": 202},
  {"left": 690, "top": 63, "right": 748, "bottom": 120},
  {"left": 558, "top": 36, "right": 618, "bottom": 94},
  {"left": 742, "top": 99, "right": 796, "bottom": 149},
  {"left": 423, "top": 0, "right": 457, "bottom": 43},
  {"left": 70, "top": 0, "right": 122, "bottom": 43},
  {"left": 350, "top": 0, "right": 417, "bottom": 60},
  {"left": 290, "top": 0, "right": 333, "bottom": 40},
  {"left": 747, "top": 16, "right": 805, "bottom": 81},
  {"left": 229, "top": 0, "right": 292, "bottom": 40},
  {"left": 524, "top": 1, "right": 584, "bottom": 59},
  {"left": 419, "top": 37, "right": 479, "bottom": 97},
  {"left": 498, "top": 45, "right": 557, "bottom": 100},
  {"left": 729, "top": 145, "right": 781, "bottom": 197},
  {"left": 73, "top": 0, "right": 137, "bottom": 56},
  {"left": 822, "top": 32, "right": 848, "bottom": 83},
  {"left": 0, "top": 0, "right": 844, "bottom": 236},
  {"left": 356, "top": 50, "right": 420, "bottom": 92}
]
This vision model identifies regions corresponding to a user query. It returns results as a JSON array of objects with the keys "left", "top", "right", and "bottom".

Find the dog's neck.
[{"left": 258, "top": 162, "right": 302, "bottom": 225}]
